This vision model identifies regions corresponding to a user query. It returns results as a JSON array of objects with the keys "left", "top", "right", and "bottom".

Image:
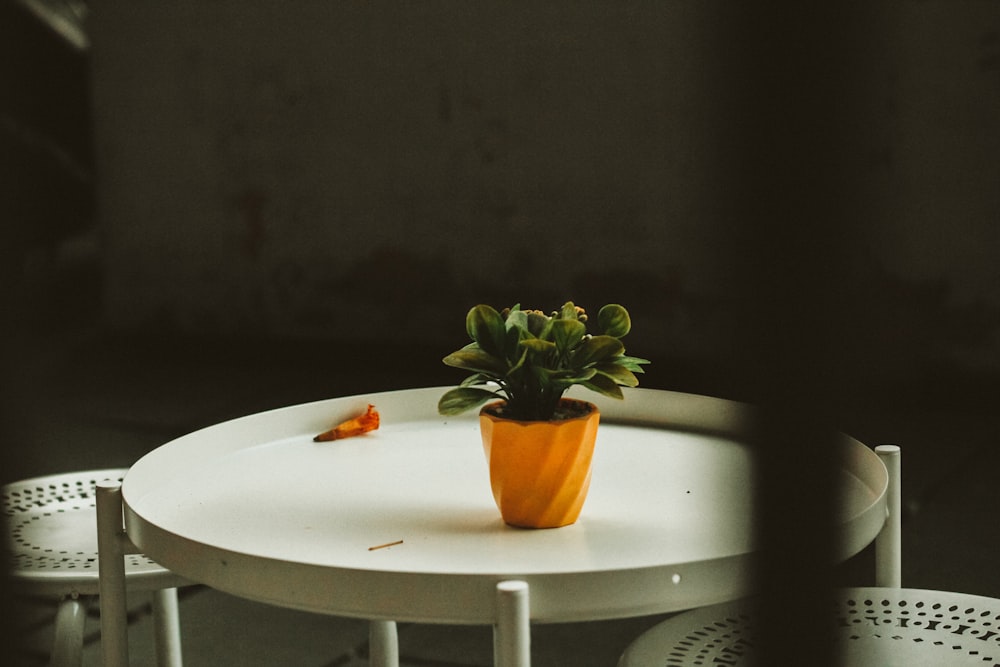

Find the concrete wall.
[{"left": 88, "top": 2, "right": 999, "bottom": 371}]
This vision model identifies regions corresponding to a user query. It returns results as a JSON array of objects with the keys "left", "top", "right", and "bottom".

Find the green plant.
[{"left": 438, "top": 301, "right": 650, "bottom": 421}]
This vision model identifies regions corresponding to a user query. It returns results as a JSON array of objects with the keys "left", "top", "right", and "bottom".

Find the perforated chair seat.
[
  {"left": 5, "top": 469, "right": 186, "bottom": 596},
  {"left": 618, "top": 587, "right": 1000, "bottom": 667},
  {"left": 4, "top": 469, "right": 189, "bottom": 666}
]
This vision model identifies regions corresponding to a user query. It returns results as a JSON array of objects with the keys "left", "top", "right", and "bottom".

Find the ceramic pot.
[{"left": 478, "top": 398, "right": 600, "bottom": 528}]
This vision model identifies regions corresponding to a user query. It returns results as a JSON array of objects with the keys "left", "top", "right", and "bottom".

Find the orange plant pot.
[{"left": 479, "top": 398, "right": 600, "bottom": 528}]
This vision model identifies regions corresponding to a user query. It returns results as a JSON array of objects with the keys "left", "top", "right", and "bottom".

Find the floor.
[{"left": 4, "top": 266, "right": 1000, "bottom": 666}]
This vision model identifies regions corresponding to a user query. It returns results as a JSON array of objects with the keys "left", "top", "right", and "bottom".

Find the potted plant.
[{"left": 438, "top": 301, "right": 649, "bottom": 528}]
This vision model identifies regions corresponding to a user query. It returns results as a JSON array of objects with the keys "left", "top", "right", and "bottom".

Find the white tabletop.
[{"left": 122, "top": 387, "right": 887, "bottom": 624}]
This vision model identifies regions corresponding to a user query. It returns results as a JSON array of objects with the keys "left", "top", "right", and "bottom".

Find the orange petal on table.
[{"left": 314, "top": 404, "right": 380, "bottom": 442}]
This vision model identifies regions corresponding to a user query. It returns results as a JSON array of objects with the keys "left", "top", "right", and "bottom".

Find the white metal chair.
[
  {"left": 617, "top": 585, "right": 1000, "bottom": 666},
  {"left": 618, "top": 444, "right": 904, "bottom": 666},
  {"left": 4, "top": 469, "right": 189, "bottom": 666}
]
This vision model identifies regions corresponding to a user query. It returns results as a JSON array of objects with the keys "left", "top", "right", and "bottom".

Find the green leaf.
[
  {"left": 465, "top": 305, "right": 506, "bottom": 356},
  {"left": 616, "top": 354, "right": 651, "bottom": 373},
  {"left": 573, "top": 335, "right": 625, "bottom": 367},
  {"left": 559, "top": 301, "right": 579, "bottom": 320},
  {"left": 504, "top": 307, "right": 527, "bottom": 328},
  {"left": 549, "top": 367, "right": 598, "bottom": 389},
  {"left": 520, "top": 338, "right": 557, "bottom": 354},
  {"left": 442, "top": 349, "right": 507, "bottom": 377},
  {"left": 550, "top": 318, "right": 587, "bottom": 355},
  {"left": 581, "top": 373, "right": 625, "bottom": 399},
  {"left": 502, "top": 325, "right": 523, "bottom": 363},
  {"left": 459, "top": 373, "right": 493, "bottom": 387},
  {"left": 438, "top": 387, "right": 502, "bottom": 415},
  {"left": 598, "top": 304, "right": 631, "bottom": 338},
  {"left": 595, "top": 363, "right": 639, "bottom": 387},
  {"left": 526, "top": 311, "right": 551, "bottom": 337}
]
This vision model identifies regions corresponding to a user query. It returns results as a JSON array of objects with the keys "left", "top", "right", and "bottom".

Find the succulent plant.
[{"left": 438, "top": 301, "right": 650, "bottom": 421}]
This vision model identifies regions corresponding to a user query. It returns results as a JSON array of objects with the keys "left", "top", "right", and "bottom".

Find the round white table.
[{"left": 116, "top": 387, "right": 888, "bottom": 666}]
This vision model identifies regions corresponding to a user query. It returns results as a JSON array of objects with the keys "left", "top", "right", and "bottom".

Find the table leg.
[
  {"left": 494, "top": 580, "right": 530, "bottom": 667},
  {"left": 368, "top": 620, "right": 398, "bottom": 667},
  {"left": 152, "top": 588, "right": 183, "bottom": 667},
  {"left": 875, "top": 444, "right": 902, "bottom": 587},
  {"left": 96, "top": 480, "right": 132, "bottom": 667}
]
